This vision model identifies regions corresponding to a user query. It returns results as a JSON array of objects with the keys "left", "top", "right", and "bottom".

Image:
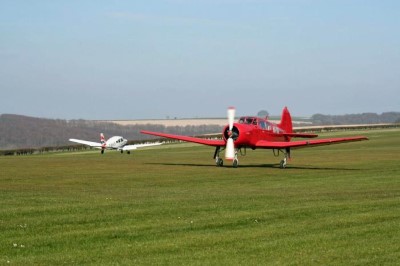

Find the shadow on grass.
[
  {"left": 257, "top": 164, "right": 362, "bottom": 171},
  {"left": 145, "top": 162, "right": 214, "bottom": 168},
  {"left": 145, "top": 162, "right": 361, "bottom": 171}
]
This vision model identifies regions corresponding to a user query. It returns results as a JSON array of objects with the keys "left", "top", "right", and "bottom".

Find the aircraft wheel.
[
  {"left": 101, "top": 150, "right": 104, "bottom": 154},
  {"left": 120, "top": 150, "right": 123, "bottom": 154},
  {"left": 217, "top": 158, "right": 223, "bottom": 167},
  {"left": 127, "top": 151, "right": 130, "bottom": 155},
  {"left": 233, "top": 159, "right": 238, "bottom": 168},
  {"left": 280, "top": 160, "right": 286, "bottom": 169}
]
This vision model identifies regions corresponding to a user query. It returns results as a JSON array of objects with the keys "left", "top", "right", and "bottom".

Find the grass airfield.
[{"left": 1, "top": 129, "right": 399, "bottom": 265}]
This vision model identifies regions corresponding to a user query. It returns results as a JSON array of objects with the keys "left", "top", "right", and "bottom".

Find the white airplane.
[{"left": 69, "top": 133, "right": 161, "bottom": 154}]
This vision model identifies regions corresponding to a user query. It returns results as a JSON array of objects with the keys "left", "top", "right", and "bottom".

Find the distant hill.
[{"left": 1, "top": 112, "right": 399, "bottom": 150}]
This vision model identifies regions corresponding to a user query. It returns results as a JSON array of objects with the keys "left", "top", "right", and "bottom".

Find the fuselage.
[
  {"left": 223, "top": 116, "right": 290, "bottom": 149},
  {"left": 105, "top": 136, "right": 128, "bottom": 150}
]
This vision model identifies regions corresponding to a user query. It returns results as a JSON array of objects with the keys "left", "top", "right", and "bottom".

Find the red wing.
[
  {"left": 140, "top": 130, "right": 226, "bottom": 147},
  {"left": 255, "top": 136, "right": 368, "bottom": 149}
]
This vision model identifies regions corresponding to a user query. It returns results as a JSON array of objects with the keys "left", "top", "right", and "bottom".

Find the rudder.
[{"left": 278, "top": 107, "right": 293, "bottom": 133}]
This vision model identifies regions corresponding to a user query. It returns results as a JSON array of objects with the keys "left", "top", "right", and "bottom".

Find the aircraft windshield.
[{"left": 239, "top": 117, "right": 257, "bottom": 125}]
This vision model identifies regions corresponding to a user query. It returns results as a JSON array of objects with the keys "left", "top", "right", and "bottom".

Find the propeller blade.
[
  {"left": 227, "top": 107, "right": 235, "bottom": 130},
  {"left": 225, "top": 138, "right": 235, "bottom": 160}
]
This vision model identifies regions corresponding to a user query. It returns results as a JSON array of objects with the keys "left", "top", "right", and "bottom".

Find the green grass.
[{"left": 1, "top": 129, "right": 399, "bottom": 265}]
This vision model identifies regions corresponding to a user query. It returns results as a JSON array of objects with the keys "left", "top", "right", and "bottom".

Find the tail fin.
[
  {"left": 100, "top": 133, "right": 106, "bottom": 148},
  {"left": 278, "top": 107, "right": 293, "bottom": 133}
]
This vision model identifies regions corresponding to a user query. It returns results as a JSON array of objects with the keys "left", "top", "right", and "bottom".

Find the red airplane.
[{"left": 141, "top": 107, "right": 368, "bottom": 168}]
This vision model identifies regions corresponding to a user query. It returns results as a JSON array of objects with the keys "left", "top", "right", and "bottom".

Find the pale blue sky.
[{"left": 1, "top": 0, "right": 399, "bottom": 119}]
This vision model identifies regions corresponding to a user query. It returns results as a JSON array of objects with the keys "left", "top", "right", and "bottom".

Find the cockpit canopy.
[{"left": 238, "top": 116, "right": 282, "bottom": 133}]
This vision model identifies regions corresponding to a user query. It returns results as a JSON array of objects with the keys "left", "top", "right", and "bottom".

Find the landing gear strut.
[
  {"left": 214, "top": 147, "right": 224, "bottom": 167},
  {"left": 232, "top": 149, "right": 239, "bottom": 168},
  {"left": 280, "top": 157, "right": 287, "bottom": 169},
  {"left": 279, "top": 148, "right": 291, "bottom": 169},
  {"left": 233, "top": 158, "right": 239, "bottom": 168}
]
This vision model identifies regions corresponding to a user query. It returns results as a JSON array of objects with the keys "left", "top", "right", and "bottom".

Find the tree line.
[{"left": 311, "top": 112, "right": 400, "bottom": 125}]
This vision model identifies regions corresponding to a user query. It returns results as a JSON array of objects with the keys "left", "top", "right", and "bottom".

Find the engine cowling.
[
  {"left": 223, "top": 125, "right": 239, "bottom": 141},
  {"left": 222, "top": 123, "right": 253, "bottom": 148}
]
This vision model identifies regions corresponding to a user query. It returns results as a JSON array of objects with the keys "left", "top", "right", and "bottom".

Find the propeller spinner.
[{"left": 225, "top": 107, "right": 236, "bottom": 160}]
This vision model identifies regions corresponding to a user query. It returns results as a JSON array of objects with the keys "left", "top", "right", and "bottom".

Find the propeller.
[{"left": 225, "top": 107, "right": 236, "bottom": 160}]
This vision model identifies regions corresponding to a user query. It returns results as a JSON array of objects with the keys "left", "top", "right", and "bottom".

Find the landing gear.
[
  {"left": 214, "top": 146, "right": 240, "bottom": 168},
  {"left": 279, "top": 148, "right": 290, "bottom": 169},
  {"left": 101, "top": 149, "right": 104, "bottom": 154},
  {"left": 120, "top": 150, "right": 123, "bottom": 154},
  {"left": 273, "top": 148, "right": 290, "bottom": 169},
  {"left": 127, "top": 151, "right": 131, "bottom": 155},
  {"left": 232, "top": 149, "right": 239, "bottom": 168},
  {"left": 280, "top": 158, "right": 287, "bottom": 169},
  {"left": 214, "top": 147, "right": 224, "bottom": 167},
  {"left": 233, "top": 158, "right": 238, "bottom": 168}
]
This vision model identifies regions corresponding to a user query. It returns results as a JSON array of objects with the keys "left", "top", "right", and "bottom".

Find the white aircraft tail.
[{"left": 100, "top": 133, "right": 106, "bottom": 148}]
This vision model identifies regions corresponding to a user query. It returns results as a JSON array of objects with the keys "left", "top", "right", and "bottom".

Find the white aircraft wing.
[
  {"left": 69, "top": 139, "right": 102, "bottom": 148},
  {"left": 122, "top": 142, "right": 162, "bottom": 151}
]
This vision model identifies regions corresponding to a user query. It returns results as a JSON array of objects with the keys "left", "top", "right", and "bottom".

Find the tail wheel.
[{"left": 233, "top": 159, "right": 238, "bottom": 168}]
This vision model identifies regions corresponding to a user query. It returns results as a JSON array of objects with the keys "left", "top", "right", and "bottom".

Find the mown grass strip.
[{"left": 0, "top": 129, "right": 399, "bottom": 265}]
